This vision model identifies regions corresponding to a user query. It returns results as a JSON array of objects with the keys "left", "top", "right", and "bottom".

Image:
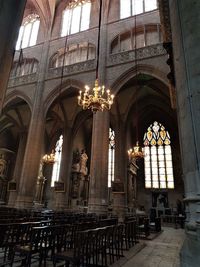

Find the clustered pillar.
[{"left": 169, "top": 0, "right": 200, "bottom": 266}]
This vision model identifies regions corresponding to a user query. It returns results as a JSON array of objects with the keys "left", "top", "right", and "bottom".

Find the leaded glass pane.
[
  {"left": 16, "top": 26, "right": 24, "bottom": 50},
  {"left": 159, "top": 161, "right": 165, "bottom": 168},
  {"left": 160, "top": 181, "right": 166, "bottom": 188},
  {"left": 22, "top": 23, "right": 32, "bottom": 48},
  {"left": 81, "top": 3, "right": 91, "bottom": 31},
  {"left": 144, "top": 0, "right": 157, "bottom": 12},
  {"left": 29, "top": 20, "right": 40, "bottom": 46},
  {"left": 143, "top": 121, "right": 174, "bottom": 189},
  {"left": 132, "top": 0, "right": 144, "bottom": 15},
  {"left": 120, "top": 0, "right": 131, "bottom": 19},
  {"left": 71, "top": 6, "right": 81, "bottom": 34},
  {"left": 145, "top": 181, "right": 151, "bottom": 188},
  {"left": 152, "top": 181, "right": 159, "bottom": 188},
  {"left": 168, "top": 181, "right": 174, "bottom": 189}
]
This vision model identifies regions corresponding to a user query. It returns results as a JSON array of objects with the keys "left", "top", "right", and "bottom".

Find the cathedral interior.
[{"left": 0, "top": 0, "right": 199, "bottom": 266}]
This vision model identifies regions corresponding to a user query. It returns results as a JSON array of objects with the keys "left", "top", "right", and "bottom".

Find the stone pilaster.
[
  {"left": 8, "top": 131, "right": 27, "bottom": 207},
  {"left": 88, "top": 111, "right": 109, "bottom": 214},
  {"left": 168, "top": 0, "right": 200, "bottom": 266}
]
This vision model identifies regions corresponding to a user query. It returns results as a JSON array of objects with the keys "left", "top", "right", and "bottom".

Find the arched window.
[
  {"left": 16, "top": 14, "right": 40, "bottom": 50},
  {"left": 120, "top": 0, "right": 157, "bottom": 19},
  {"left": 51, "top": 43, "right": 95, "bottom": 68},
  {"left": 111, "top": 24, "right": 162, "bottom": 54},
  {"left": 10, "top": 58, "right": 38, "bottom": 77},
  {"left": 61, "top": 1, "right": 91, "bottom": 37},
  {"left": 51, "top": 135, "right": 63, "bottom": 187},
  {"left": 143, "top": 121, "right": 174, "bottom": 189},
  {"left": 108, "top": 128, "right": 115, "bottom": 187}
]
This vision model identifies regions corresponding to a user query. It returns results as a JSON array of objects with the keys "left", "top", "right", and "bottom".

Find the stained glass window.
[
  {"left": 120, "top": 0, "right": 158, "bottom": 19},
  {"left": 61, "top": 1, "right": 91, "bottom": 37},
  {"left": 143, "top": 121, "right": 174, "bottom": 189},
  {"left": 108, "top": 128, "right": 115, "bottom": 187},
  {"left": 51, "top": 135, "right": 63, "bottom": 187},
  {"left": 16, "top": 14, "right": 40, "bottom": 50}
]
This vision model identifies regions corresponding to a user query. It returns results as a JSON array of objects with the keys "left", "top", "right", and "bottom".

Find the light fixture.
[
  {"left": 128, "top": 141, "right": 144, "bottom": 160},
  {"left": 42, "top": 150, "right": 56, "bottom": 164},
  {"left": 128, "top": 1, "right": 144, "bottom": 160},
  {"left": 78, "top": 79, "right": 114, "bottom": 113},
  {"left": 77, "top": 0, "right": 114, "bottom": 113}
]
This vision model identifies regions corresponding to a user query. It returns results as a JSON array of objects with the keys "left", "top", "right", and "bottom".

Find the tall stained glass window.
[
  {"left": 120, "top": 0, "right": 157, "bottom": 19},
  {"left": 61, "top": 1, "right": 91, "bottom": 37},
  {"left": 108, "top": 128, "right": 115, "bottom": 187},
  {"left": 51, "top": 135, "right": 63, "bottom": 187},
  {"left": 143, "top": 121, "right": 174, "bottom": 189},
  {"left": 16, "top": 14, "right": 40, "bottom": 50}
]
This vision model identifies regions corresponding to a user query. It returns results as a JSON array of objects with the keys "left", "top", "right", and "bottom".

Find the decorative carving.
[
  {"left": 8, "top": 73, "right": 37, "bottom": 88},
  {"left": 108, "top": 44, "right": 166, "bottom": 66},
  {"left": 0, "top": 154, "right": 7, "bottom": 177},
  {"left": 48, "top": 59, "right": 96, "bottom": 79},
  {"left": 158, "top": 0, "right": 172, "bottom": 42}
]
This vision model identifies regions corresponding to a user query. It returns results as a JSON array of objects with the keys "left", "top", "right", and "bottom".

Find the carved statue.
[
  {"left": 79, "top": 149, "right": 88, "bottom": 175},
  {"left": 0, "top": 154, "right": 7, "bottom": 177},
  {"left": 71, "top": 149, "right": 89, "bottom": 203}
]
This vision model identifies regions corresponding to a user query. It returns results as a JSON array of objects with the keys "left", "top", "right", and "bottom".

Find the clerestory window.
[
  {"left": 120, "top": 0, "right": 158, "bottom": 19},
  {"left": 16, "top": 14, "right": 40, "bottom": 50},
  {"left": 61, "top": 1, "right": 91, "bottom": 37},
  {"left": 143, "top": 121, "right": 174, "bottom": 189}
]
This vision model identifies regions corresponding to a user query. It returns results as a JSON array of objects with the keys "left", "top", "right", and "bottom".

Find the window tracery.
[
  {"left": 143, "top": 121, "right": 174, "bottom": 189},
  {"left": 61, "top": 1, "right": 91, "bottom": 37},
  {"left": 16, "top": 14, "right": 40, "bottom": 50},
  {"left": 120, "top": 0, "right": 158, "bottom": 19},
  {"left": 51, "top": 43, "right": 95, "bottom": 68},
  {"left": 10, "top": 58, "right": 38, "bottom": 77},
  {"left": 111, "top": 24, "right": 162, "bottom": 54}
]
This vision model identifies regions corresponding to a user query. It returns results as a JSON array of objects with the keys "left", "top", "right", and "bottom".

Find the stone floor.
[{"left": 113, "top": 227, "right": 185, "bottom": 267}]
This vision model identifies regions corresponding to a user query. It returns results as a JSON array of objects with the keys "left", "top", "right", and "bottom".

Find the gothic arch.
[
  {"left": 44, "top": 79, "right": 85, "bottom": 116},
  {"left": 3, "top": 91, "right": 33, "bottom": 113},
  {"left": 111, "top": 64, "right": 169, "bottom": 95}
]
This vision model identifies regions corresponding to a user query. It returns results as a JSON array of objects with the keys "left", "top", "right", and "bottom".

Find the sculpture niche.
[{"left": 71, "top": 149, "right": 89, "bottom": 206}]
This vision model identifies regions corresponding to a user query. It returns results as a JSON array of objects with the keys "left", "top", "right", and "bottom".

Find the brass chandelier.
[
  {"left": 42, "top": 150, "right": 56, "bottom": 164},
  {"left": 128, "top": 141, "right": 144, "bottom": 160},
  {"left": 78, "top": 80, "right": 114, "bottom": 113},
  {"left": 78, "top": 0, "right": 114, "bottom": 113}
]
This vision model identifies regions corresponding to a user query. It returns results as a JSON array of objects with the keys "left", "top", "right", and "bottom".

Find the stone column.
[
  {"left": 15, "top": 111, "right": 45, "bottom": 208},
  {"left": 0, "top": 0, "right": 26, "bottom": 113},
  {"left": 168, "top": 1, "right": 200, "bottom": 266},
  {"left": 8, "top": 131, "right": 27, "bottom": 206},
  {"left": 53, "top": 126, "right": 73, "bottom": 210},
  {"left": 15, "top": 20, "right": 54, "bottom": 208},
  {"left": 112, "top": 120, "right": 127, "bottom": 220},
  {"left": 88, "top": 111, "right": 109, "bottom": 214}
]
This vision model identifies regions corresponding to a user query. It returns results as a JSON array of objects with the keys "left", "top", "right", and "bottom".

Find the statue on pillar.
[
  {"left": 0, "top": 154, "right": 7, "bottom": 177},
  {"left": 127, "top": 157, "right": 139, "bottom": 211},
  {"left": 71, "top": 149, "right": 88, "bottom": 205}
]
